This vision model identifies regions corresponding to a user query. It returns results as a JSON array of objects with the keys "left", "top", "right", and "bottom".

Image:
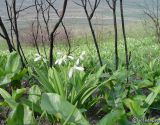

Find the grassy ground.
[{"left": 1, "top": 21, "right": 160, "bottom": 124}]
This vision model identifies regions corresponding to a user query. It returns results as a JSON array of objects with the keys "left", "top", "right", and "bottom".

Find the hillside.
[{"left": 0, "top": 0, "right": 151, "bottom": 28}]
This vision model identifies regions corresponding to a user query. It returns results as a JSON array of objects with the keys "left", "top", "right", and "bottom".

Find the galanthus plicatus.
[
  {"left": 68, "top": 51, "right": 86, "bottom": 78},
  {"left": 34, "top": 54, "right": 47, "bottom": 62},
  {"left": 55, "top": 53, "right": 74, "bottom": 65},
  {"left": 68, "top": 65, "right": 84, "bottom": 79}
]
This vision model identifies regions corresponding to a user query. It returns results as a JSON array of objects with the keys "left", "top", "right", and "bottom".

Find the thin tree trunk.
[
  {"left": 13, "top": 0, "right": 27, "bottom": 67},
  {"left": 87, "top": 18, "right": 103, "bottom": 66},
  {"left": 113, "top": 2, "right": 119, "bottom": 70},
  {"left": 120, "top": 0, "right": 129, "bottom": 70},
  {"left": 49, "top": 0, "right": 68, "bottom": 67},
  {"left": 0, "top": 17, "right": 15, "bottom": 52}
]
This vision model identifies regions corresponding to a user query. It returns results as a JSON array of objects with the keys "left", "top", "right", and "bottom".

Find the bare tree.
[
  {"left": 143, "top": 0, "right": 160, "bottom": 43},
  {"left": 45, "top": 0, "right": 71, "bottom": 56},
  {"left": 0, "top": 17, "right": 15, "bottom": 52},
  {"left": 106, "top": 0, "right": 119, "bottom": 70},
  {"left": 1, "top": 0, "right": 44, "bottom": 66},
  {"left": 74, "top": 0, "right": 103, "bottom": 67},
  {"left": 44, "top": 0, "right": 68, "bottom": 67},
  {"left": 1, "top": 0, "right": 40, "bottom": 66},
  {"left": 120, "top": 0, "right": 129, "bottom": 70}
]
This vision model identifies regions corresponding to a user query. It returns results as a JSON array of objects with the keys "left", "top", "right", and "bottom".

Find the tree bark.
[
  {"left": 120, "top": 0, "right": 129, "bottom": 70},
  {"left": 0, "top": 17, "right": 15, "bottom": 52}
]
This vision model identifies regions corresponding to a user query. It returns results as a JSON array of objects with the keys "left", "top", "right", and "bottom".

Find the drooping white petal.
[
  {"left": 68, "top": 67, "right": 74, "bottom": 79},
  {"left": 34, "top": 56, "right": 41, "bottom": 62},
  {"left": 79, "top": 51, "right": 86, "bottom": 60},
  {"left": 43, "top": 58, "right": 47, "bottom": 63},
  {"left": 68, "top": 56, "right": 74, "bottom": 60},
  {"left": 76, "top": 59, "right": 80, "bottom": 65},
  {"left": 58, "top": 58, "right": 63, "bottom": 65},
  {"left": 55, "top": 59, "right": 59, "bottom": 65},
  {"left": 57, "top": 52, "right": 62, "bottom": 55},
  {"left": 35, "top": 54, "right": 40, "bottom": 57},
  {"left": 75, "top": 66, "right": 84, "bottom": 71},
  {"left": 62, "top": 55, "right": 67, "bottom": 60}
]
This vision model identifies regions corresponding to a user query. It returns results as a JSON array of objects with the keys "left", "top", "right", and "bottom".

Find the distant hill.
[{"left": 0, "top": 0, "right": 152, "bottom": 28}]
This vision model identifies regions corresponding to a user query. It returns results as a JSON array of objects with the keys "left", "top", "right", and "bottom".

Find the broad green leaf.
[
  {"left": 136, "top": 80, "right": 153, "bottom": 89},
  {"left": 7, "top": 102, "right": 36, "bottom": 125},
  {"left": 0, "top": 74, "right": 14, "bottom": 86},
  {"left": 29, "top": 85, "right": 41, "bottom": 104},
  {"left": 5, "top": 98, "right": 17, "bottom": 109},
  {"left": 0, "top": 88, "right": 17, "bottom": 109},
  {"left": 48, "top": 68, "right": 65, "bottom": 97},
  {"left": 5, "top": 52, "right": 21, "bottom": 73},
  {"left": 13, "top": 88, "right": 26, "bottom": 101},
  {"left": 35, "top": 68, "right": 53, "bottom": 92},
  {"left": 144, "top": 85, "right": 160, "bottom": 110},
  {"left": 12, "top": 68, "right": 28, "bottom": 81},
  {"left": 24, "top": 105, "right": 37, "bottom": 125},
  {"left": 0, "top": 88, "right": 11, "bottom": 99},
  {"left": 7, "top": 104, "right": 24, "bottom": 125},
  {"left": 40, "top": 93, "right": 89, "bottom": 125},
  {"left": 123, "top": 98, "right": 145, "bottom": 117},
  {"left": 22, "top": 98, "right": 42, "bottom": 114},
  {"left": 96, "top": 109, "right": 125, "bottom": 125}
]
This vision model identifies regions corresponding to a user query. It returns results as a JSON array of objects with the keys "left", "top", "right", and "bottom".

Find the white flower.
[
  {"left": 34, "top": 54, "right": 42, "bottom": 62},
  {"left": 68, "top": 67, "right": 74, "bottom": 79},
  {"left": 75, "top": 51, "right": 86, "bottom": 65},
  {"left": 75, "top": 66, "right": 84, "bottom": 71},
  {"left": 79, "top": 51, "right": 86, "bottom": 60},
  {"left": 68, "top": 65, "right": 84, "bottom": 79},
  {"left": 76, "top": 58, "right": 80, "bottom": 65},
  {"left": 68, "top": 56, "right": 74, "bottom": 60},
  {"left": 57, "top": 52, "right": 62, "bottom": 55},
  {"left": 55, "top": 54, "right": 74, "bottom": 65},
  {"left": 34, "top": 54, "right": 47, "bottom": 63}
]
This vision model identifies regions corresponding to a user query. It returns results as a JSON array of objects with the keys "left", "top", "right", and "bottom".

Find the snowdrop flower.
[
  {"left": 68, "top": 55, "right": 74, "bottom": 60},
  {"left": 34, "top": 54, "right": 47, "bottom": 63},
  {"left": 75, "top": 51, "right": 86, "bottom": 65},
  {"left": 68, "top": 65, "right": 84, "bottom": 79},
  {"left": 57, "top": 52, "right": 62, "bottom": 55},
  {"left": 34, "top": 54, "right": 42, "bottom": 62},
  {"left": 55, "top": 58, "right": 64, "bottom": 65},
  {"left": 79, "top": 51, "right": 86, "bottom": 60},
  {"left": 55, "top": 54, "right": 74, "bottom": 65},
  {"left": 68, "top": 51, "right": 86, "bottom": 78},
  {"left": 76, "top": 58, "right": 80, "bottom": 65}
]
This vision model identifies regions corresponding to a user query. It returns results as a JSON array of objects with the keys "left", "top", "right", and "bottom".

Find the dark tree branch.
[
  {"left": 106, "top": 0, "right": 119, "bottom": 70},
  {"left": 46, "top": 0, "right": 68, "bottom": 67},
  {"left": 76, "top": 0, "right": 103, "bottom": 66},
  {"left": 46, "top": 0, "right": 71, "bottom": 55},
  {"left": 0, "top": 17, "right": 15, "bottom": 52}
]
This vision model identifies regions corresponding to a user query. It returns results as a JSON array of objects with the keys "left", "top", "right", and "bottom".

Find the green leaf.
[
  {"left": 35, "top": 68, "right": 53, "bottom": 92},
  {"left": 0, "top": 74, "right": 14, "bottom": 86},
  {"left": 21, "top": 98, "right": 42, "bottom": 114},
  {"left": 48, "top": 68, "right": 65, "bottom": 97},
  {"left": 12, "top": 68, "right": 28, "bottom": 81},
  {"left": 136, "top": 80, "right": 153, "bottom": 89},
  {"left": 0, "top": 88, "right": 17, "bottom": 109},
  {"left": 5, "top": 52, "right": 21, "bottom": 73},
  {"left": 123, "top": 98, "right": 145, "bottom": 117},
  {"left": 144, "top": 85, "right": 160, "bottom": 110},
  {"left": 97, "top": 109, "right": 125, "bottom": 125},
  {"left": 29, "top": 85, "right": 41, "bottom": 104},
  {"left": 13, "top": 88, "right": 26, "bottom": 101},
  {"left": 7, "top": 104, "right": 24, "bottom": 125},
  {"left": 24, "top": 105, "right": 37, "bottom": 125},
  {"left": 0, "top": 88, "right": 11, "bottom": 99},
  {"left": 40, "top": 93, "right": 89, "bottom": 125}
]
